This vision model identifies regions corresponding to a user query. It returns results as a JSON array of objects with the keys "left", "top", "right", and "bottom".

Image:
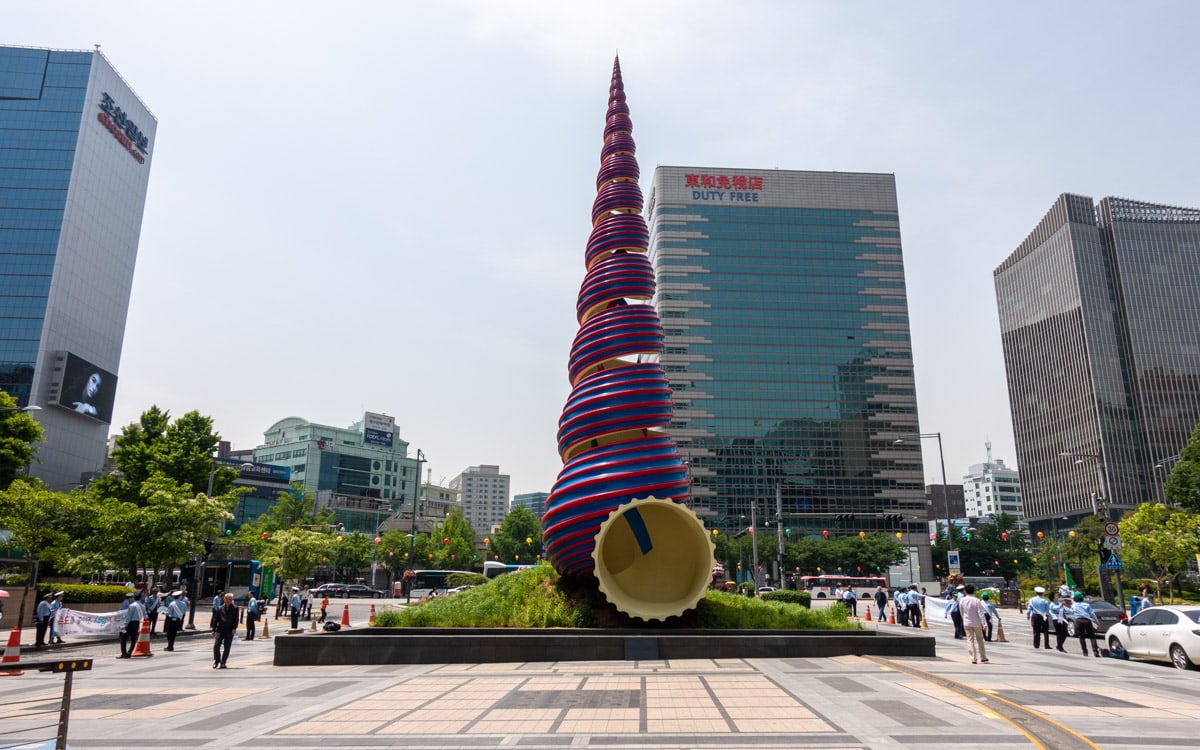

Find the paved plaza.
[{"left": 3, "top": 603, "right": 1199, "bottom": 749}]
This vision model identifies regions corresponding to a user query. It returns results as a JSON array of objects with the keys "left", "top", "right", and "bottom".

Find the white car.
[{"left": 1106, "top": 605, "right": 1200, "bottom": 670}]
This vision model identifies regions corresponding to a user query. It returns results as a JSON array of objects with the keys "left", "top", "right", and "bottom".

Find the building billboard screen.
[
  {"left": 53, "top": 352, "right": 117, "bottom": 424},
  {"left": 363, "top": 411, "right": 394, "bottom": 447}
]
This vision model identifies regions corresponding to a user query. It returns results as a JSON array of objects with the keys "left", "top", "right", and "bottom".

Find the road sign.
[
  {"left": 1104, "top": 535, "right": 1123, "bottom": 551},
  {"left": 1104, "top": 522, "right": 1120, "bottom": 536},
  {"left": 947, "top": 550, "right": 961, "bottom": 576},
  {"left": 1100, "top": 551, "right": 1123, "bottom": 570}
]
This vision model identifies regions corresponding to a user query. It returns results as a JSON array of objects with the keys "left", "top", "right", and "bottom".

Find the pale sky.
[{"left": 8, "top": 2, "right": 1200, "bottom": 494}]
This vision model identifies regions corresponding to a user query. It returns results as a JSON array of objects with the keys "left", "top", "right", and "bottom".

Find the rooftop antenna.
[
  {"left": 986, "top": 440, "right": 993, "bottom": 466},
  {"left": 94, "top": 44, "right": 101, "bottom": 52}
]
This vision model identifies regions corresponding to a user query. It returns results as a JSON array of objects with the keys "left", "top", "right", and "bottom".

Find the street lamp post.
[
  {"left": 1154, "top": 454, "right": 1182, "bottom": 505},
  {"left": 1059, "top": 450, "right": 1125, "bottom": 612},
  {"left": 0, "top": 405, "right": 41, "bottom": 414},
  {"left": 895, "top": 432, "right": 952, "bottom": 550},
  {"left": 406, "top": 449, "right": 425, "bottom": 604}
]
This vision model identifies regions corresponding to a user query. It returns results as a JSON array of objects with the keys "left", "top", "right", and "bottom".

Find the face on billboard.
[{"left": 55, "top": 353, "right": 117, "bottom": 424}]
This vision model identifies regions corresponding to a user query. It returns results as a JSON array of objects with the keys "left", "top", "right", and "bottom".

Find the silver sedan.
[{"left": 1106, "top": 605, "right": 1200, "bottom": 670}]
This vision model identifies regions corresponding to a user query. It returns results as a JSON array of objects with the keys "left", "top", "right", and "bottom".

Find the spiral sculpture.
[{"left": 543, "top": 57, "right": 714, "bottom": 621}]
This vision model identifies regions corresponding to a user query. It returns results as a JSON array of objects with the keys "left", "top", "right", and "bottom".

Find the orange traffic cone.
[
  {"left": 1, "top": 627, "right": 23, "bottom": 677},
  {"left": 130, "top": 619, "right": 154, "bottom": 658},
  {"left": 921, "top": 610, "right": 929, "bottom": 629},
  {"left": 887, "top": 605, "right": 896, "bottom": 625},
  {"left": 259, "top": 615, "right": 272, "bottom": 640},
  {"left": 369, "top": 604, "right": 376, "bottom": 626},
  {"left": 340, "top": 604, "right": 351, "bottom": 628},
  {"left": 996, "top": 620, "right": 1008, "bottom": 642},
  {"left": 309, "top": 617, "right": 317, "bottom": 632},
  {"left": 864, "top": 606, "right": 872, "bottom": 622}
]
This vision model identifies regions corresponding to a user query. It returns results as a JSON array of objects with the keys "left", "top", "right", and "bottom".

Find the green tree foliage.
[
  {"left": 331, "top": 531, "right": 374, "bottom": 577},
  {"left": 0, "top": 390, "right": 44, "bottom": 491},
  {"left": 376, "top": 529, "right": 411, "bottom": 582},
  {"left": 259, "top": 528, "right": 334, "bottom": 583},
  {"left": 488, "top": 506, "right": 542, "bottom": 564},
  {"left": 930, "top": 514, "right": 1035, "bottom": 581},
  {"left": 1120, "top": 503, "right": 1200, "bottom": 603},
  {"left": 1165, "top": 421, "right": 1200, "bottom": 512},
  {"left": 82, "top": 407, "right": 242, "bottom": 580},
  {"left": 229, "top": 484, "right": 336, "bottom": 559},
  {"left": 411, "top": 508, "right": 478, "bottom": 569},
  {"left": 0, "top": 478, "right": 86, "bottom": 623}
]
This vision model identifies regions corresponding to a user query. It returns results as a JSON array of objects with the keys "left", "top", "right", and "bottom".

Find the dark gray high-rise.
[{"left": 995, "top": 194, "right": 1200, "bottom": 530}]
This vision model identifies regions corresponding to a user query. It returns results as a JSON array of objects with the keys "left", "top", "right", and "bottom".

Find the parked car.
[
  {"left": 1106, "top": 605, "right": 1200, "bottom": 670},
  {"left": 344, "top": 584, "right": 386, "bottom": 599},
  {"left": 310, "top": 583, "right": 348, "bottom": 598},
  {"left": 1067, "top": 599, "right": 1125, "bottom": 636}
]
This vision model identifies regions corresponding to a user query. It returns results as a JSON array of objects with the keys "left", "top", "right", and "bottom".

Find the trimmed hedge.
[
  {"left": 36, "top": 583, "right": 131, "bottom": 603},
  {"left": 759, "top": 589, "right": 811, "bottom": 608}
]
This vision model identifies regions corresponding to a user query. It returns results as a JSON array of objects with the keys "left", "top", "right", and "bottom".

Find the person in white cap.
[
  {"left": 49, "top": 591, "right": 65, "bottom": 645},
  {"left": 1026, "top": 586, "right": 1051, "bottom": 650},
  {"left": 34, "top": 592, "right": 53, "bottom": 649}
]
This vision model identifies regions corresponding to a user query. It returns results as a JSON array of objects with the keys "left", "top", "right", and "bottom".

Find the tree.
[
  {"left": 0, "top": 478, "right": 85, "bottom": 624},
  {"left": 1165, "top": 421, "right": 1200, "bottom": 512},
  {"left": 229, "top": 484, "right": 336, "bottom": 560},
  {"left": 82, "top": 407, "right": 242, "bottom": 583},
  {"left": 1120, "top": 503, "right": 1200, "bottom": 603},
  {"left": 259, "top": 528, "right": 334, "bottom": 583},
  {"left": 488, "top": 506, "right": 541, "bottom": 564},
  {"left": 0, "top": 390, "right": 43, "bottom": 491}
]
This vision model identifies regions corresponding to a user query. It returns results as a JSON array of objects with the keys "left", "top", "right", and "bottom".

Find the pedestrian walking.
[
  {"left": 1048, "top": 591, "right": 1070, "bottom": 651},
  {"left": 34, "top": 592, "right": 53, "bottom": 649},
  {"left": 164, "top": 590, "right": 186, "bottom": 651},
  {"left": 211, "top": 592, "right": 238, "bottom": 669},
  {"left": 906, "top": 584, "right": 922, "bottom": 628},
  {"left": 1026, "top": 586, "right": 1051, "bottom": 650},
  {"left": 1071, "top": 592, "right": 1102, "bottom": 657},
  {"left": 212, "top": 590, "right": 223, "bottom": 615},
  {"left": 245, "top": 592, "right": 259, "bottom": 641},
  {"left": 318, "top": 595, "right": 329, "bottom": 623},
  {"left": 289, "top": 586, "right": 302, "bottom": 630},
  {"left": 119, "top": 591, "right": 145, "bottom": 659},
  {"left": 959, "top": 584, "right": 989, "bottom": 664},
  {"left": 873, "top": 586, "right": 888, "bottom": 621},
  {"left": 301, "top": 586, "right": 312, "bottom": 619}
]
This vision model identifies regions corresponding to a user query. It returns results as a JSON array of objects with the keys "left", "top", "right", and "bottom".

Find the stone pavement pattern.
[{"left": 3, "top": 605, "right": 1200, "bottom": 749}]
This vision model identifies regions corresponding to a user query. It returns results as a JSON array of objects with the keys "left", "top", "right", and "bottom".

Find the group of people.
[
  {"left": 116, "top": 587, "right": 192, "bottom": 657},
  {"left": 1024, "top": 584, "right": 1104, "bottom": 657},
  {"left": 33, "top": 590, "right": 66, "bottom": 648}
]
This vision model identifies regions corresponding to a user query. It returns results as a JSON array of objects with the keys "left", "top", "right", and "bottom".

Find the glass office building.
[
  {"left": 995, "top": 194, "right": 1200, "bottom": 530},
  {"left": 1, "top": 46, "right": 156, "bottom": 488},
  {"left": 646, "top": 166, "right": 927, "bottom": 559}
]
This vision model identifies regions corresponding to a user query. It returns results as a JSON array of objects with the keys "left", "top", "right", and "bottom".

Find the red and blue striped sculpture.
[{"left": 543, "top": 57, "right": 713, "bottom": 621}]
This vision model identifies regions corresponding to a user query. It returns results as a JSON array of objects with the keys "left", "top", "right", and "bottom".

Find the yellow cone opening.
[{"left": 592, "top": 496, "right": 715, "bottom": 622}]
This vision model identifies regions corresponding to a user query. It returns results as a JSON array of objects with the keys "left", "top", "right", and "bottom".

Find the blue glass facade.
[
  {"left": 1, "top": 46, "right": 155, "bottom": 488},
  {"left": 648, "top": 167, "right": 926, "bottom": 542},
  {"left": 0, "top": 48, "right": 92, "bottom": 404}
]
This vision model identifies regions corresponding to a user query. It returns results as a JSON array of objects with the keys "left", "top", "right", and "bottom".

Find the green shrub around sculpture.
[{"left": 372, "top": 565, "right": 854, "bottom": 630}]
